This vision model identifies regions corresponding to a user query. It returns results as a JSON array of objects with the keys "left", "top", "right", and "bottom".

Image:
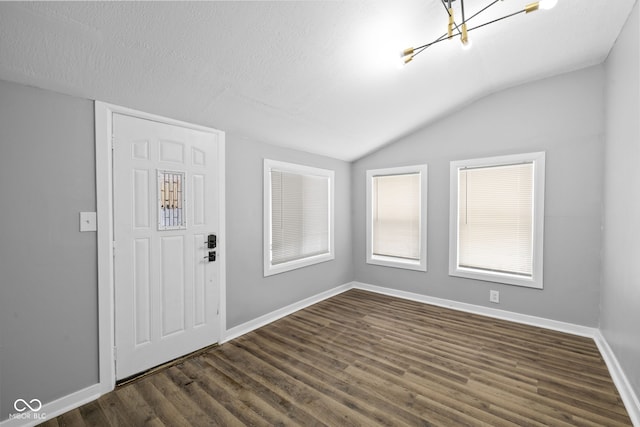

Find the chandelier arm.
[
  {"left": 461, "top": 0, "right": 466, "bottom": 23},
  {"left": 441, "top": 0, "right": 504, "bottom": 24},
  {"left": 439, "top": 1, "right": 458, "bottom": 23},
  {"left": 440, "top": 0, "right": 503, "bottom": 40},
  {"left": 407, "top": 1, "right": 529, "bottom": 60},
  {"left": 465, "top": 9, "right": 526, "bottom": 33},
  {"left": 467, "top": 0, "right": 502, "bottom": 22},
  {"left": 440, "top": 0, "right": 463, "bottom": 37},
  {"left": 412, "top": 33, "right": 456, "bottom": 58}
]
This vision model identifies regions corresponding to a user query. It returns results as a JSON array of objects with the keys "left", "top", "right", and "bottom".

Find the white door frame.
[{"left": 95, "top": 101, "right": 226, "bottom": 393}]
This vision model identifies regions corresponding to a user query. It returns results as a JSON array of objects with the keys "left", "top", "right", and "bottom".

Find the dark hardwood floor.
[{"left": 41, "top": 289, "right": 632, "bottom": 426}]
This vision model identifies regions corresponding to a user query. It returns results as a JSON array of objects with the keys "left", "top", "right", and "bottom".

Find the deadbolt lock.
[{"left": 206, "top": 234, "right": 217, "bottom": 249}]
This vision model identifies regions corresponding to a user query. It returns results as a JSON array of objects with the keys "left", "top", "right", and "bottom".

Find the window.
[
  {"left": 366, "top": 165, "right": 428, "bottom": 271},
  {"left": 449, "top": 152, "right": 545, "bottom": 288},
  {"left": 264, "top": 159, "right": 334, "bottom": 276},
  {"left": 158, "top": 170, "right": 186, "bottom": 230}
]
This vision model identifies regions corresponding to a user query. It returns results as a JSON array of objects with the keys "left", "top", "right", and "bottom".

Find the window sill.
[
  {"left": 367, "top": 254, "right": 426, "bottom": 272},
  {"left": 264, "top": 252, "right": 334, "bottom": 277},
  {"left": 449, "top": 267, "right": 542, "bottom": 289}
]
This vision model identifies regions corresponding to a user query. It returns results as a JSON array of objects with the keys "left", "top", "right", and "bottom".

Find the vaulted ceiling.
[{"left": 0, "top": 1, "right": 634, "bottom": 161}]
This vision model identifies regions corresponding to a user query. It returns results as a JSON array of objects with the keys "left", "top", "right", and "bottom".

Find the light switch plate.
[{"left": 80, "top": 212, "right": 97, "bottom": 232}]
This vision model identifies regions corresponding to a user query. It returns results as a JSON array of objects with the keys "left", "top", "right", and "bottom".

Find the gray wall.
[
  {"left": 0, "top": 80, "right": 99, "bottom": 420},
  {"left": 352, "top": 66, "right": 605, "bottom": 327},
  {"left": 2, "top": 27, "right": 638, "bottom": 420},
  {"left": 225, "top": 133, "right": 353, "bottom": 328},
  {"left": 602, "top": 1, "right": 640, "bottom": 399},
  {"left": 0, "top": 79, "right": 354, "bottom": 420}
]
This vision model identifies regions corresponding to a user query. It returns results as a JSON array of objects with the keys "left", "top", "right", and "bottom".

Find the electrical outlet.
[{"left": 490, "top": 290, "right": 500, "bottom": 304}]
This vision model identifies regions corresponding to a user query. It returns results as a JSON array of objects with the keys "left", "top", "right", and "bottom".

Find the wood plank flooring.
[{"left": 41, "top": 289, "right": 632, "bottom": 426}]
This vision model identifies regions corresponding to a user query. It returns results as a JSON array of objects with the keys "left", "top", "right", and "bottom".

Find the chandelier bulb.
[
  {"left": 539, "top": 0, "right": 557, "bottom": 10},
  {"left": 401, "top": 47, "right": 415, "bottom": 58},
  {"left": 461, "top": 23, "right": 469, "bottom": 45},
  {"left": 402, "top": 0, "right": 555, "bottom": 64}
]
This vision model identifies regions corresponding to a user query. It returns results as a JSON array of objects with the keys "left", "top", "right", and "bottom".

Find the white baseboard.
[
  {"left": 0, "top": 282, "right": 351, "bottom": 427},
  {"left": 223, "top": 279, "right": 598, "bottom": 344},
  {"left": 594, "top": 331, "right": 640, "bottom": 427},
  {"left": 4, "top": 281, "right": 637, "bottom": 427},
  {"left": 0, "top": 383, "right": 101, "bottom": 427},
  {"left": 352, "top": 282, "right": 598, "bottom": 337},
  {"left": 352, "top": 281, "right": 639, "bottom": 426},
  {"left": 222, "top": 282, "right": 354, "bottom": 342}
]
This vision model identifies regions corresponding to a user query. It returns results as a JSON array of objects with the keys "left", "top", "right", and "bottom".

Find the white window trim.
[
  {"left": 366, "top": 164, "right": 428, "bottom": 272},
  {"left": 449, "top": 152, "right": 545, "bottom": 289},
  {"left": 264, "top": 159, "right": 335, "bottom": 277}
]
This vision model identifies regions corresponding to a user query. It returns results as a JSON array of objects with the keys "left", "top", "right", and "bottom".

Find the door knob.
[{"left": 204, "top": 251, "right": 216, "bottom": 262}]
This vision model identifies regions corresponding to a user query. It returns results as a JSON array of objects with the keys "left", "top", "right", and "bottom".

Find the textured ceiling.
[{"left": 0, "top": 1, "right": 635, "bottom": 161}]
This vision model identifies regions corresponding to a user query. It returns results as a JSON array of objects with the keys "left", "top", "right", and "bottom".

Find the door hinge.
[
  {"left": 113, "top": 347, "right": 117, "bottom": 371},
  {"left": 112, "top": 241, "right": 116, "bottom": 257}
]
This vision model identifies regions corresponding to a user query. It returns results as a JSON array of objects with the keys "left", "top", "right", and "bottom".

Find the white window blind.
[
  {"left": 458, "top": 162, "right": 534, "bottom": 276},
  {"left": 271, "top": 170, "right": 329, "bottom": 265},
  {"left": 372, "top": 173, "right": 421, "bottom": 260}
]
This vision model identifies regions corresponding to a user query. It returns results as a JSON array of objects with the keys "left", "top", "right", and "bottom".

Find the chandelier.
[{"left": 401, "top": 0, "right": 558, "bottom": 64}]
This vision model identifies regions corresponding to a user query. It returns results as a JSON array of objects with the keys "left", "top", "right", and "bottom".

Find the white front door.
[{"left": 113, "top": 113, "right": 221, "bottom": 380}]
